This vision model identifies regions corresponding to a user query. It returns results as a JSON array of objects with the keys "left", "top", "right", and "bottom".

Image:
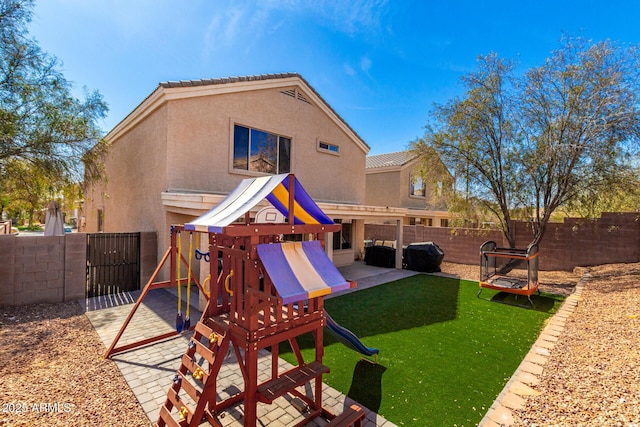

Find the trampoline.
[{"left": 478, "top": 240, "right": 540, "bottom": 307}]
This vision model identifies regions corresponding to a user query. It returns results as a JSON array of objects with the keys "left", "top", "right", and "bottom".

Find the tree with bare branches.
[{"left": 414, "top": 37, "right": 640, "bottom": 248}]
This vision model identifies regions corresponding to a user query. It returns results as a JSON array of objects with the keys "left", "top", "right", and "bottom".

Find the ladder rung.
[
  {"left": 191, "top": 337, "right": 215, "bottom": 363},
  {"left": 175, "top": 370, "right": 202, "bottom": 403},
  {"left": 166, "top": 388, "right": 183, "bottom": 413},
  {"left": 181, "top": 354, "right": 209, "bottom": 384},
  {"left": 257, "top": 361, "right": 329, "bottom": 403},
  {"left": 195, "top": 320, "right": 214, "bottom": 338},
  {"left": 158, "top": 404, "right": 182, "bottom": 427}
]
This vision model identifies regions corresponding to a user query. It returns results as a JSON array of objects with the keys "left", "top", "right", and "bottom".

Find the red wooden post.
[{"left": 244, "top": 346, "right": 259, "bottom": 427}]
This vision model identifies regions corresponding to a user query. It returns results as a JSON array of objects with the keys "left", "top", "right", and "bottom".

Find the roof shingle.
[{"left": 366, "top": 150, "right": 417, "bottom": 169}]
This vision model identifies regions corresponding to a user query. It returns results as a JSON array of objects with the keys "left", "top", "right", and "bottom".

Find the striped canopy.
[
  {"left": 184, "top": 174, "right": 334, "bottom": 233},
  {"left": 257, "top": 240, "right": 351, "bottom": 304}
]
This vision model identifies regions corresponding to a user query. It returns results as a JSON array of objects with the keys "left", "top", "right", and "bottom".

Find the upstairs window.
[
  {"left": 410, "top": 175, "right": 425, "bottom": 197},
  {"left": 233, "top": 125, "right": 291, "bottom": 174}
]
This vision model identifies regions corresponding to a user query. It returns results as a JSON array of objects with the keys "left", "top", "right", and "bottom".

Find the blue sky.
[{"left": 29, "top": 0, "right": 640, "bottom": 155}]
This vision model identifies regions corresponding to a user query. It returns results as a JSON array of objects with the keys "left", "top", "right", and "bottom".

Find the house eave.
[
  {"left": 105, "top": 75, "right": 370, "bottom": 154},
  {"left": 161, "top": 192, "right": 448, "bottom": 222}
]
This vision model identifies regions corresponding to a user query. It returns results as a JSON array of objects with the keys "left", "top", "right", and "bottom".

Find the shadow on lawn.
[
  {"left": 346, "top": 360, "right": 387, "bottom": 412},
  {"left": 487, "top": 291, "right": 562, "bottom": 312}
]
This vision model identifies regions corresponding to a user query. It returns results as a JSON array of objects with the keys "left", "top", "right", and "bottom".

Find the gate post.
[
  {"left": 140, "top": 231, "right": 157, "bottom": 287},
  {"left": 64, "top": 233, "right": 87, "bottom": 301}
]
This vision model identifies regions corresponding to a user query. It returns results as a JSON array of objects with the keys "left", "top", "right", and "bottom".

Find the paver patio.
[{"left": 83, "top": 263, "right": 415, "bottom": 426}]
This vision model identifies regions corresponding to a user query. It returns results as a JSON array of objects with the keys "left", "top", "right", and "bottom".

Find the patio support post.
[
  {"left": 325, "top": 231, "right": 334, "bottom": 260},
  {"left": 395, "top": 219, "right": 403, "bottom": 269}
]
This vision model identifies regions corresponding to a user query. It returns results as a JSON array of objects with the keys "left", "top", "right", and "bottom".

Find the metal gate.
[{"left": 86, "top": 233, "right": 140, "bottom": 298}]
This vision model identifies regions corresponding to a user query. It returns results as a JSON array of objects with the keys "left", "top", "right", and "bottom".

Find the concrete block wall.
[
  {"left": 0, "top": 235, "right": 71, "bottom": 306},
  {"left": 365, "top": 223, "right": 504, "bottom": 266},
  {"left": 517, "top": 213, "right": 640, "bottom": 271},
  {"left": 0, "top": 232, "right": 157, "bottom": 307},
  {"left": 64, "top": 233, "right": 89, "bottom": 301},
  {"left": 365, "top": 212, "right": 640, "bottom": 271},
  {"left": 0, "top": 235, "right": 16, "bottom": 305}
]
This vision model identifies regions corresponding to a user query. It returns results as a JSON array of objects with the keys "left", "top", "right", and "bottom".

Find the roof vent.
[
  {"left": 281, "top": 88, "right": 312, "bottom": 105},
  {"left": 281, "top": 88, "right": 296, "bottom": 98}
]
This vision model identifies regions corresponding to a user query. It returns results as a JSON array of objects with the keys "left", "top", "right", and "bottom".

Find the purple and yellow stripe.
[
  {"left": 257, "top": 240, "right": 350, "bottom": 304},
  {"left": 266, "top": 176, "right": 334, "bottom": 225},
  {"left": 185, "top": 174, "right": 335, "bottom": 233}
]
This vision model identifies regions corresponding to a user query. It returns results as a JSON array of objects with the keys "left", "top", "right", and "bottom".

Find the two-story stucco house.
[
  {"left": 365, "top": 150, "right": 451, "bottom": 227},
  {"left": 82, "top": 73, "right": 406, "bottom": 267}
]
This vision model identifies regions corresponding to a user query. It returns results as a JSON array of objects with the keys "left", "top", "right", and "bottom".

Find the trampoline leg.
[
  {"left": 477, "top": 288, "right": 482, "bottom": 299},
  {"left": 527, "top": 295, "right": 534, "bottom": 307}
]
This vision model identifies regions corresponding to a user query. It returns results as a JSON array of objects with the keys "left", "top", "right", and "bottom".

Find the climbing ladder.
[
  {"left": 155, "top": 314, "right": 364, "bottom": 427},
  {"left": 156, "top": 318, "right": 230, "bottom": 427}
]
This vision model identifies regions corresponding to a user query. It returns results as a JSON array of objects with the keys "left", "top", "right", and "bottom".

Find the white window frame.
[{"left": 317, "top": 140, "right": 340, "bottom": 156}]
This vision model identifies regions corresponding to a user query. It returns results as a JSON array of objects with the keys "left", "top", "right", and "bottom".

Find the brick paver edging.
[{"left": 478, "top": 273, "right": 589, "bottom": 427}]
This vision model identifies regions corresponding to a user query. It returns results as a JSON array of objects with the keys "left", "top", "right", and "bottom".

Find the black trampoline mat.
[{"left": 489, "top": 277, "right": 528, "bottom": 289}]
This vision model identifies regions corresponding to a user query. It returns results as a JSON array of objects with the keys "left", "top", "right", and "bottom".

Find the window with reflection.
[
  {"left": 233, "top": 125, "right": 291, "bottom": 174},
  {"left": 410, "top": 174, "right": 425, "bottom": 197}
]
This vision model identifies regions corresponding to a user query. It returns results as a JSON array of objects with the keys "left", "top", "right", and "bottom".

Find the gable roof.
[
  {"left": 366, "top": 150, "right": 418, "bottom": 169},
  {"left": 105, "top": 72, "right": 369, "bottom": 153}
]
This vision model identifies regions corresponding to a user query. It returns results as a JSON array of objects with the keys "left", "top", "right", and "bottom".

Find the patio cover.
[
  {"left": 184, "top": 174, "right": 335, "bottom": 233},
  {"left": 257, "top": 240, "right": 351, "bottom": 304}
]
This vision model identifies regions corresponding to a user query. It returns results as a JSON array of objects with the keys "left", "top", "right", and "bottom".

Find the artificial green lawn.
[{"left": 280, "top": 275, "right": 564, "bottom": 427}]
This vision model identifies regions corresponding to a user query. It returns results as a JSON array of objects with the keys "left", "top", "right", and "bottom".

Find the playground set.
[
  {"left": 105, "top": 174, "right": 371, "bottom": 427},
  {"left": 478, "top": 240, "right": 540, "bottom": 307}
]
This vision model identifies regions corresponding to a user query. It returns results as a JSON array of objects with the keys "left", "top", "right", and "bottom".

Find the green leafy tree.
[
  {"left": 414, "top": 37, "right": 640, "bottom": 248},
  {"left": 0, "top": 0, "right": 108, "bottom": 206},
  {"left": 560, "top": 167, "right": 640, "bottom": 218},
  {"left": 2, "top": 158, "right": 65, "bottom": 227}
]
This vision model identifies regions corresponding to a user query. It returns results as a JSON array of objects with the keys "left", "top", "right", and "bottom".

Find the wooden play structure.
[
  {"left": 106, "top": 174, "right": 366, "bottom": 427},
  {"left": 478, "top": 240, "right": 540, "bottom": 307}
]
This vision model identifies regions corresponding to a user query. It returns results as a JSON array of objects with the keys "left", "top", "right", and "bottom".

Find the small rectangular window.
[
  {"left": 97, "top": 209, "right": 104, "bottom": 232},
  {"left": 318, "top": 141, "right": 339, "bottom": 154}
]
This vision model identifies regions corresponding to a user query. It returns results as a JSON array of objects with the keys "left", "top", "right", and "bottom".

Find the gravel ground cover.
[
  {"left": 0, "top": 301, "right": 150, "bottom": 427},
  {"left": 2, "top": 261, "right": 634, "bottom": 426},
  {"left": 512, "top": 262, "right": 640, "bottom": 426}
]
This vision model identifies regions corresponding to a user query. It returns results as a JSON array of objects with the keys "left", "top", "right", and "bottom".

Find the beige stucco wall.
[
  {"left": 365, "top": 170, "right": 401, "bottom": 207},
  {"left": 164, "top": 87, "right": 365, "bottom": 204},
  {"left": 365, "top": 162, "right": 431, "bottom": 210},
  {"left": 84, "top": 104, "right": 169, "bottom": 236}
]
